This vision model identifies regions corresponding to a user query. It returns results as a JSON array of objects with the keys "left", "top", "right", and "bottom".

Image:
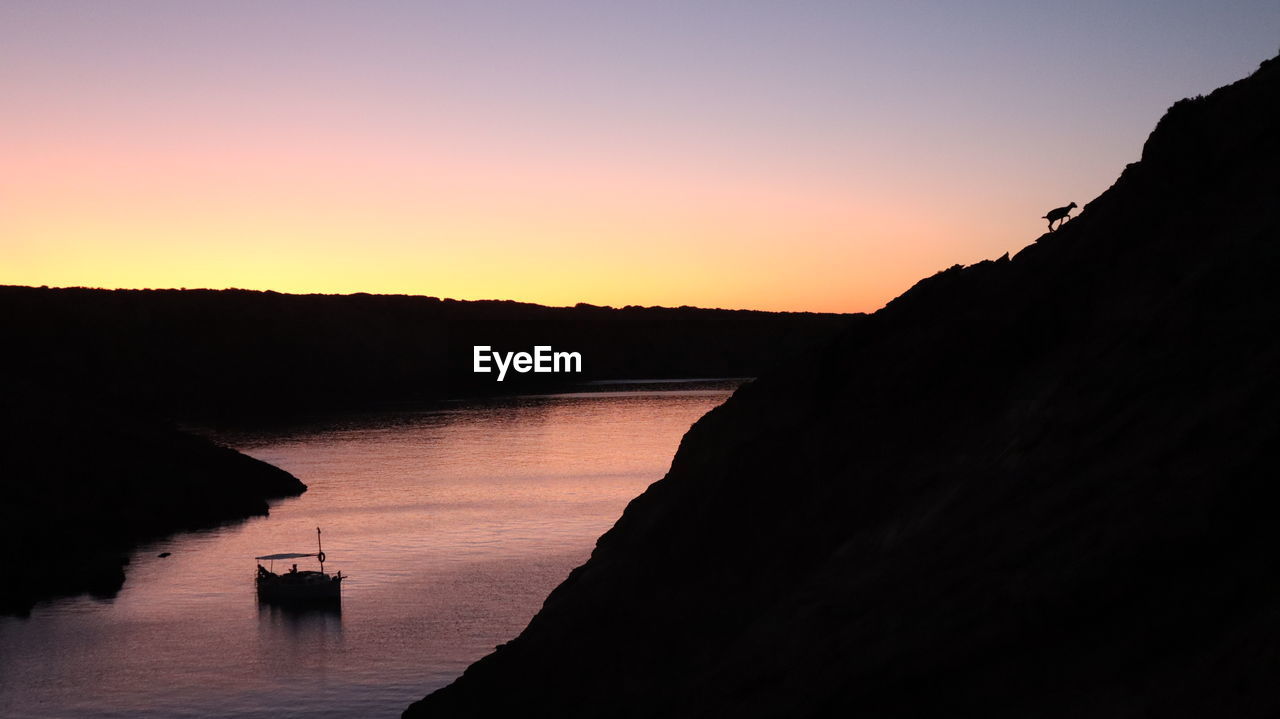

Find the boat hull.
[{"left": 256, "top": 569, "right": 342, "bottom": 602}]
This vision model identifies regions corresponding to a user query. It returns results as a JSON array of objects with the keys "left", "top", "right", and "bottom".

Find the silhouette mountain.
[{"left": 405, "top": 54, "right": 1280, "bottom": 717}]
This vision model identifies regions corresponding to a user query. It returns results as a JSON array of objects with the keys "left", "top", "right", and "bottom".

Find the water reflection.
[
  {"left": 257, "top": 600, "right": 343, "bottom": 644},
  {"left": 0, "top": 383, "right": 738, "bottom": 718}
]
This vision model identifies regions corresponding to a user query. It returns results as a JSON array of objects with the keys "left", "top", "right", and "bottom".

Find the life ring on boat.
[{"left": 317, "top": 551, "right": 326, "bottom": 563}]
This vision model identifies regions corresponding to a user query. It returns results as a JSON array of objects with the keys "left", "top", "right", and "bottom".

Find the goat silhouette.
[{"left": 1043, "top": 202, "right": 1077, "bottom": 232}]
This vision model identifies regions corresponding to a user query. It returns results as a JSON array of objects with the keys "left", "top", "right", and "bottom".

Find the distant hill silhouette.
[
  {"left": 405, "top": 53, "right": 1280, "bottom": 718},
  {"left": 0, "top": 281, "right": 849, "bottom": 613},
  {"left": 0, "top": 289, "right": 851, "bottom": 421}
]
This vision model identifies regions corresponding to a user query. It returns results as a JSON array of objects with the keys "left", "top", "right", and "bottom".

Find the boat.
[{"left": 255, "top": 527, "right": 343, "bottom": 602}]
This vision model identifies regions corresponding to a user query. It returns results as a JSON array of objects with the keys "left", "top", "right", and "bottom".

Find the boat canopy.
[{"left": 255, "top": 552, "right": 318, "bottom": 560}]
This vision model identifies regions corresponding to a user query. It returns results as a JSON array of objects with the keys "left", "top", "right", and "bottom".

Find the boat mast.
[{"left": 317, "top": 526, "right": 324, "bottom": 574}]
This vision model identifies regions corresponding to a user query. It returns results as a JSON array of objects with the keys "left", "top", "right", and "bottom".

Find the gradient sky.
[{"left": 3, "top": 2, "right": 1278, "bottom": 312}]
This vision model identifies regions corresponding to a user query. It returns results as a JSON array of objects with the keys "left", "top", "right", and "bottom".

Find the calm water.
[{"left": 0, "top": 382, "right": 736, "bottom": 718}]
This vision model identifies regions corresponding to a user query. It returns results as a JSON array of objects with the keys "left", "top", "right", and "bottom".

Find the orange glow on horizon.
[
  {"left": 2, "top": 125, "right": 1038, "bottom": 314},
  {"left": 5, "top": 4, "right": 1273, "bottom": 313}
]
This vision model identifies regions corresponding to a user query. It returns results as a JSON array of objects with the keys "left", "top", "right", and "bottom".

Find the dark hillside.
[
  {"left": 406, "top": 54, "right": 1280, "bottom": 718},
  {"left": 0, "top": 227, "right": 848, "bottom": 614},
  {"left": 0, "top": 383, "right": 305, "bottom": 615},
  {"left": 0, "top": 289, "right": 851, "bottom": 421}
]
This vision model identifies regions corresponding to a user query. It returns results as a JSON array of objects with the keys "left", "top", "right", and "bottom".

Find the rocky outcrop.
[
  {"left": 0, "top": 383, "right": 305, "bottom": 615},
  {"left": 405, "top": 54, "right": 1280, "bottom": 718}
]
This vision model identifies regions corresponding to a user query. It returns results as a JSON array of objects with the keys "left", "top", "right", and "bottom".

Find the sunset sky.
[{"left": 3, "top": 2, "right": 1278, "bottom": 313}]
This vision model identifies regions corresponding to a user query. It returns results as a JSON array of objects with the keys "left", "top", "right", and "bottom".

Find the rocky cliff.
[{"left": 406, "top": 53, "right": 1280, "bottom": 718}]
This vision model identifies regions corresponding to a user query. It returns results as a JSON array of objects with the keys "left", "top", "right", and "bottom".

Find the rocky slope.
[
  {"left": 406, "top": 53, "right": 1280, "bottom": 717},
  {"left": 0, "top": 384, "right": 305, "bottom": 615}
]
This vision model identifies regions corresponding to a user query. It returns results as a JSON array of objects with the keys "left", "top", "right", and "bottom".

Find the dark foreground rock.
[
  {"left": 0, "top": 384, "right": 305, "bottom": 615},
  {"left": 406, "top": 54, "right": 1280, "bottom": 718}
]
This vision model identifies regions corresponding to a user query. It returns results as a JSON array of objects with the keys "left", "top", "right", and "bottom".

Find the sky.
[{"left": 2, "top": 1, "right": 1278, "bottom": 313}]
